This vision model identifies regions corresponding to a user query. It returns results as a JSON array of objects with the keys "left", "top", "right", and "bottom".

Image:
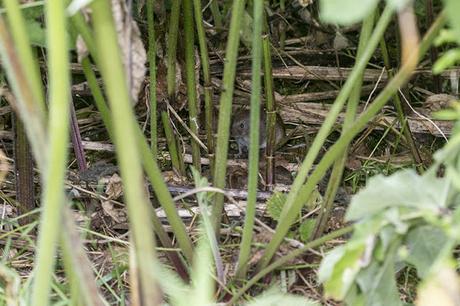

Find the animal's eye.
[{"left": 240, "top": 122, "right": 245, "bottom": 129}]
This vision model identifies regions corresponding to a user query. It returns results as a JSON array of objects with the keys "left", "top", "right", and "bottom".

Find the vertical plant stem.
[
  {"left": 147, "top": 0, "right": 158, "bottom": 158},
  {"left": 257, "top": 6, "right": 395, "bottom": 270},
  {"left": 69, "top": 102, "right": 87, "bottom": 171},
  {"left": 193, "top": 0, "right": 215, "bottom": 172},
  {"left": 211, "top": 0, "right": 247, "bottom": 233},
  {"left": 165, "top": 0, "right": 185, "bottom": 175},
  {"left": 183, "top": 0, "right": 201, "bottom": 173},
  {"left": 31, "top": 0, "right": 70, "bottom": 303},
  {"left": 380, "top": 29, "right": 424, "bottom": 172},
  {"left": 91, "top": 1, "right": 160, "bottom": 304},
  {"left": 236, "top": 0, "right": 264, "bottom": 279},
  {"left": 262, "top": 35, "right": 276, "bottom": 190},
  {"left": 209, "top": 0, "right": 223, "bottom": 29},
  {"left": 279, "top": 0, "right": 286, "bottom": 50},
  {"left": 312, "top": 12, "right": 375, "bottom": 239}
]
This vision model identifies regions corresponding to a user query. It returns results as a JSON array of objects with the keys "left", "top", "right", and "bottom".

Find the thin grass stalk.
[
  {"left": 312, "top": 12, "right": 375, "bottom": 240},
  {"left": 137, "top": 128, "right": 194, "bottom": 265},
  {"left": 209, "top": 0, "right": 223, "bottom": 29},
  {"left": 230, "top": 226, "right": 353, "bottom": 304},
  {"left": 257, "top": 7, "right": 446, "bottom": 270},
  {"left": 70, "top": 12, "right": 99, "bottom": 62},
  {"left": 164, "top": 0, "right": 185, "bottom": 174},
  {"left": 90, "top": 1, "right": 160, "bottom": 304},
  {"left": 183, "top": 0, "right": 201, "bottom": 173},
  {"left": 193, "top": 0, "right": 215, "bottom": 171},
  {"left": 211, "top": 0, "right": 247, "bottom": 233},
  {"left": 147, "top": 0, "right": 158, "bottom": 158},
  {"left": 70, "top": 18, "right": 194, "bottom": 269},
  {"left": 235, "top": 0, "right": 264, "bottom": 279},
  {"left": 31, "top": 0, "right": 70, "bottom": 303},
  {"left": 256, "top": 6, "right": 395, "bottom": 270},
  {"left": 262, "top": 35, "right": 277, "bottom": 189},
  {"left": 3, "top": 0, "right": 46, "bottom": 115},
  {"left": 80, "top": 57, "right": 113, "bottom": 131},
  {"left": 0, "top": 17, "right": 47, "bottom": 166},
  {"left": 279, "top": 0, "right": 286, "bottom": 50},
  {"left": 161, "top": 111, "right": 185, "bottom": 174},
  {"left": 379, "top": 29, "right": 424, "bottom": 172}
]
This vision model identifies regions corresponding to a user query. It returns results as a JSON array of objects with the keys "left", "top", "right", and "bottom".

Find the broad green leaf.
[
  {"left": 405, "top": 226, "right": 449, "bottom": 278},
  {"left": 319, "top": 240, "right": 367, "bottom": 300},
  {"left": 319, "top": 0, "right": 379, "bottom": 25},
  {"left": 346, "top": 170, "right": 449, "bottom": 221},
  {"left": 26, "top": 20, "right": 46, "bottom": 47},
  {"left": 267, "top": 192, "right": 287, "bottom": 221},
  {"left": 356, "top": 260, "right": 402, "bottom": 306},
  {"left": 299, "top": 219, "right": 316, "bottom": 242}
]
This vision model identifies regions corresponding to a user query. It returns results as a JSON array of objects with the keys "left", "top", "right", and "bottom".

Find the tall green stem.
[
  {"left": 211, "top": 0, "right": 247, "bottom": 233},
  {"left": 165, "top": 0, "right": 185, "bottom": 175},
  {"left": 263, "top": 35, "right": 277, "bottom": 189},
  {"left": 31, "top": 0, "right": 70, "bottom": 303},
  {"left": 91, "top": 1, "right": 160, "bottom": 303},
  {"left": 184, "top": 0, "right": 201, "bottom": 173},
  {"left": 236, "top": 0, "right": 264, "bottom": 279},
  {"left": 193, "top": 0, "right": 215, "bottom": 171},
  {"left": 147, "top": 0, "right": 158, "bottom": 159}
]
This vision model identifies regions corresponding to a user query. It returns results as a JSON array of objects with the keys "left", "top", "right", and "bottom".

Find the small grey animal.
[{"left": 231, "top": 110, "right": 284, "bottom": 157}]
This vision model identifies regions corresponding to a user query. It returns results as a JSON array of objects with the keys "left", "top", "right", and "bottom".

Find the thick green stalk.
[
  {"left": 209, "top": 0, "right": 223, "bottom": 29},
  {"left": 257, "top": 8, "right": 446, "bottom": 270},
  {"left": 279, "top": 0, "right": 286, "bottom": 50},
  {"left": 147, "top": 0, "right": 158, "bottom": 158},
  {"left": 263, "top": 35, "right": 276, "bottom": 189},
  {"left": 235, "top": 0, "right": 264, "bottom": 279},
  {"left": 256, "top": 6, "right": 395, "bottom": 270},
  {"left": 312, "top": 12, "right": 375, "bottom": 239},
  {"left": 165, "top": 0, "right": 185, "bottom": 175},
  {"left": 183, "top": 0, "right": 201, "bottom": 173},
  {"left": 90, "top": 1, "right": 159, "bottom": 304},
  {"left": 193, "top": 0, "right": 215, "bottom": 170},
  {"left": 137, "top": 127, "right": 195, "bottom": 265},
  {"left": 211, "top": 0, "right": 247, "bottom": 233},
  {"left": 31, "top": 0, "right": 70, "bottom": 303},
  {"left": 3, "top": 0, "right": 46, "bottom": 115}
]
